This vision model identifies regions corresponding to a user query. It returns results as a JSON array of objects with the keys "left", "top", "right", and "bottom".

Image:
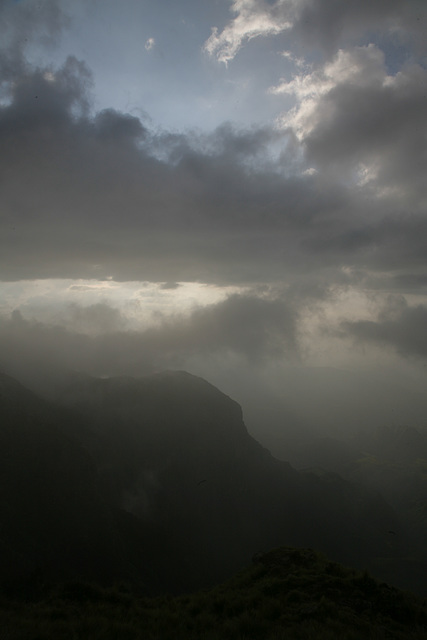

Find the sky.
[{"left": 1, "top": 0, "right": 427, "bottom": 436}]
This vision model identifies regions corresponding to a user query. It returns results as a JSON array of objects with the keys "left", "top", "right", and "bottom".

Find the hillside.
[
  {"left": 1, "top": 547, "right": 426, "bottom": 639},
  {"left": 52, "top": 370, "right": 406, "bottom": 591},
  {"left": 0, "top": 370, "right": 413, "bottom": 594},
  {"left": 279, "top": 425, "right": 427, "bottom": 595},
  {"left": 0, "top": 373, "right": 124, "bottom": 585}
]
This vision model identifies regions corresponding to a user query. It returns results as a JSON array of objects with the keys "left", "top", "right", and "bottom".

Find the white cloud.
[
  {"left": 273, "top": 45, "right": 388, "bottom": 139},
  {"left": 145, "top": 37, "right": 155, "bottom": 51},
  {"left": 204, "top": 0, "right": 427, "bottom": 68},
  {"left": 280, "top": 50, "right": 306, "bottom": 69},
  {"left": 204, "top": 0, "right": 294, "bottom": 65},
  {"left": 271, "top": 42, "right": 427, "bottom": 206}
]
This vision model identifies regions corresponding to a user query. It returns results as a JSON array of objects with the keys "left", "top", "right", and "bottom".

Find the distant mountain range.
[{"left": 0, "top": 370, "right": 419, "bottom": 595}]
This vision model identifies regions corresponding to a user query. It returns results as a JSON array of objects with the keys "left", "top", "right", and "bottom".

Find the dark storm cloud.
[
  {"left": 206, "top": 0, "right": 427, "bottom": 65},
  {"left": 302, "top": 212, "right": 427, "bottom": 276},
  {"left": 291, "top": 0, "right": 427, "bottom": 55},
  {"left": 341, "top": 299, "right": 427, "bottom": 360},
  {"left": 0, "top": 294, "right": 298, "bottom": 380},
  {"left": 0, "top": 0, "right": 68, "bottom": 79},
  {"left": 0, "top": 50, "right": 362, "bottom": 284},
  {"left": 0, "top": 57, "right": 412, "bottom": 289},
  {"left": 94, "top": 108, "right": 146, "bottom": 140},
  {"left": 392, "top": 274, "right": 427, "bottom": 292},
  {"left": 171, "top": 293, "right": 297, "bottom": 359},
  {"left": 60, "top": 302, "right": 125, "bottom": 335},
  {"left": 0, "top": 1, "right": 426, "bottom": 292},
  {"left": 297, "top": 51, "right": 427, "bottom": 200}
]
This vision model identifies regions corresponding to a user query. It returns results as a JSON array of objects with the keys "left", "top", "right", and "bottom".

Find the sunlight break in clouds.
[
  {"left": 1, "top": 0, "right": 427, "bottom": 407},
  {"left": 0, "top": 279, "right": 243, "bottom": 333}
]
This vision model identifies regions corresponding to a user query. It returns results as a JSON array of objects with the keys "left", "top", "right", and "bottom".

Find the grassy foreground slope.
[{"left": 2, "top": 547, "right": 426, "bottom": 640}]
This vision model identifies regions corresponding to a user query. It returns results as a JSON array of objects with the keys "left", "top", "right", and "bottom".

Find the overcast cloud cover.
[{"left": 0, "top": 0, "right": 427, "bottom": 428}]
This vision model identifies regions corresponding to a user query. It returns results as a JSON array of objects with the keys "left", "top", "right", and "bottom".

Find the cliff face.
[
  {"left": 0, "top": 370, "right": 403, "bottom": 594},
  {"left": 0, "top": 373, "right": 122, "bottom": 586}
]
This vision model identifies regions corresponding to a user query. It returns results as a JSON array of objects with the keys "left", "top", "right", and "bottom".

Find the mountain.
[
  {"left": 0, "top": 370, "right": 411, "bottom": 595},
  {"left": 283, "top": 425, "right": 427, "bottom": 594},
  {"left": 0, "top": 373, "right": 126, "bottom": 589}
]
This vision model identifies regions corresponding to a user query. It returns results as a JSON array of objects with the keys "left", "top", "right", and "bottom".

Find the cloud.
[
  {"left": 204, "top": 0, "right": 293, "bottom": 65},
  {"left": 274, "top": 44, "right": 427, "bottom": 207},
  {"left": 0, "top": 293, "right": 298, "bottom": 382},
  {"left": 0, "top": 0, "right": 69, "bottom": 81},
  {"left": 0, "top": 48, "right": 424, "bottom": 289},
  {"left": 273, "top": 45, "right": 388, "bottom": 136},
  {"left": 69, "top": 285, "right": 99, "bottom": 292},
  {"left": 0, "top": 4, "right": 425, "bottom": 305},
  {"left": 0, "top": 51, "right": 357, "bottom": 284},
  {"left": 341, "top": 298, "right": 427, "bottom": 360},
  {"left": 291, "top": 0, "right": 427, "bottom": 56},
  {"left": 205, "top": 0, "right": 427, "bottom": 64},
  {"left": 145, "top": 37, "right": 155, "bottom": 51},
  {"left": 174, "top": 292, "right": 298, "bottom": 360},
  {"left": 55, "top": 302, "right": 127, "bottom": 335}
]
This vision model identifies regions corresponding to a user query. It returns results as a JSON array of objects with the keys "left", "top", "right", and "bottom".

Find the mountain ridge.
[{"left": 0, "top": 369, "right": 413, "bottom": 595}]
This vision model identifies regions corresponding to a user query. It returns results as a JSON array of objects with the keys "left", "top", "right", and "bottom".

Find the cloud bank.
[
  {"left": 342, "top": 299, "right": 427, "bottom": 360},
  {"left": 205, "top": 0, "right": 427, "bottom": 63},
  {"left": 0, "top": 44, "right": 425, "bottom": 289},
  {"left": 1, "top": 0, "right": 427, "bottom": 383},
  {"left": 0, "top": 293, "right": 298, "bottom": 382}
]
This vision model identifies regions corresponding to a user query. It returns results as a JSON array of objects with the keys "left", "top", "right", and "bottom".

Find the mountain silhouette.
[
  {"left": 0, "top": 370, "right": 406, "bottom": 594},
  {"left": 0, "top": 373, "right": 123, "bottom": 589}
]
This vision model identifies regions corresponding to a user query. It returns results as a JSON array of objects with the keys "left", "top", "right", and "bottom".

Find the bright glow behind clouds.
[
  {"left": 1, "top": 0, "right": 427, "bottom": 393},
  {"left": 0, "top": 279, "right": 243, "bottom": 332}
]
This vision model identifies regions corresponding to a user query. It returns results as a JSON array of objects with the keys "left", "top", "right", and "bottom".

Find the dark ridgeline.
[
  {"left": 0, "top": 373, "right": 123, "bottom": 589},
  {"left": 0, "top": 370, "right": 411, "bottom": 596}
]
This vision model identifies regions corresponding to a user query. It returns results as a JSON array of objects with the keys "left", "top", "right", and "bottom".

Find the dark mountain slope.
[
  {"left": 0, "top": 373, "right": 123, "bottom": 587},
  {"left": 51, "top": 370, "right": 403, "bottom": 592},
  {"left": 285, "top": 426, "right": 427, "bottom": 594},
  {"left": 0, "top": 370, "right": 405, "bottom": 594}
]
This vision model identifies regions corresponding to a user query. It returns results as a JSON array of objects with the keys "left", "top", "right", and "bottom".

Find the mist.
[
  {"left": 2, "top": 0, "right": 427, "bottom": 621},
  {"left": 1, "top": 290, "right": 426, "bottom": 460}
]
